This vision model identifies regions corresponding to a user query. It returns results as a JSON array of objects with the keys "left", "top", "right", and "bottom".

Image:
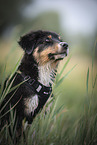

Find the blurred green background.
[{"left": 0, "top": 0, "right": 97, "bottom": 113}]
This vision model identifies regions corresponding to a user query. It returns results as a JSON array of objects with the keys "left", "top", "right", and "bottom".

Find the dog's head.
[{"left": 18, "top": 30, "right": 69, "bottom": 65}]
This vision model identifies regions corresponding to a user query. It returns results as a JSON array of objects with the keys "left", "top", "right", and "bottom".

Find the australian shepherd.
[{"left": 0, "top": 30, "right": 69, "bottom": 128}]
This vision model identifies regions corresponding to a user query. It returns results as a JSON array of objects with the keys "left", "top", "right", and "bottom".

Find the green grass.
[{"left": 0, "top": 42, "right": 97, "bottom": 145}]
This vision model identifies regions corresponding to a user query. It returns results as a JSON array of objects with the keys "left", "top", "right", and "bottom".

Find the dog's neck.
[
  {"left": 38, "top": 62, "right": 57, "bottom": 87},
  {"left": 19, "top": 54, "right": 57, "bottom": 87}
]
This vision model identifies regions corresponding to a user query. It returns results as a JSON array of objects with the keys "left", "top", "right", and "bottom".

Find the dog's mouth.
[{"left": 48, "top": 48, "right": 69, "bottom": 61}]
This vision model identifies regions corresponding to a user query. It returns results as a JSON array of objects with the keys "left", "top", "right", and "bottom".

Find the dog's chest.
[
  {"left": 24, "top": 63, "right": 55, "bottom": 116},
  {"left": 38, "top": 63, "right": 54, "bottom": 86}
]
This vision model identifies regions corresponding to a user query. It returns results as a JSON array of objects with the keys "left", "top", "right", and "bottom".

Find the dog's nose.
[{"left": 60, "top": 42, "right": 68, "bottom": 49}]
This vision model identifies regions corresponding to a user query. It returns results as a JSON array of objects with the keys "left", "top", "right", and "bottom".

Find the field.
[{"left": 0, "top": 38, "right": 97, "bottom": 145}]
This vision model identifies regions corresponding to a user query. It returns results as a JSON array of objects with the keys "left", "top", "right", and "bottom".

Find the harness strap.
[{"left": 21, "top": 74, "right": 52, "bottom": 98}]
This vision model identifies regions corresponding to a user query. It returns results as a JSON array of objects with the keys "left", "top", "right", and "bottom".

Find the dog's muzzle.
[
  {"left": 48, "top": 42, "right": 69, "bottom": 60},
  {"left": 59, "top": 42, "right": 69, "bottom": 56},
  {"left": 60, "top": 42, "right": 68, "bottom": 49}
]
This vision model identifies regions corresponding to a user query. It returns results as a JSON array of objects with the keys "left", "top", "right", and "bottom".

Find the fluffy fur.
[{"left": 0, "top": 30, "right": 69, "bottom": 128}]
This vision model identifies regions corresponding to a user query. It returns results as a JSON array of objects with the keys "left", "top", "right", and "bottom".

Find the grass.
[{"left": 0, "top": 41, "right": 97, "bottom": 145}]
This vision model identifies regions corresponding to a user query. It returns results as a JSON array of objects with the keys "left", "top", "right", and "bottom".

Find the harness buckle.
[
  {"left": 24, "top": 76, "right": 35, "bottom": 85},
  {"left": 36, "top": 85, "right": 42, "bottom": 92},
  {"left": 28, "top": 79, "right": 35, "bottom": 85},
  {"left": 24, "top": 75, "right": 31, "bottom": 81}
]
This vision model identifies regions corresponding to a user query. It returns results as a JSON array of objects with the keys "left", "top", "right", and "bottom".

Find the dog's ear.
[{"left": 18, "top": 33, "right": 36, "bottom": 54}]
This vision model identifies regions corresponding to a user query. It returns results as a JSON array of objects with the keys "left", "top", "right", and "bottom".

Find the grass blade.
[
  {"left": 93, "top": 74, "right": 97, "bottom": 89},
  {"left": 52, "top": 104, "right": 65, "bottom": 119},
  {"left": 0, "top": 95, "right": 22, "bottom": 119},
  {"left": 8, "top": 55, "right": 22, "bottom": 81},
  {"left": 92, "top": 39, "right": 97, "bottom": 88},
  {"left": 0, "top": 75, "right": 16, "bottom": 105},
  {"left": 54, "top": 64, "right": 77, "bottom": 89},
  {"left": 86, "top": 67, "right": 89, "bottom": 94},
  {"left": 0, "top": 55, "right": 22, "bottom": 105},
  {"left": 56, "top": 55, "right": 71, "bottom": 82},
  {"left": 0, "top": 89, "right": 18, "bottom": 114},
  {"left": 9, "top": 79, "right": 26, "bottom": 94},
  {"left": 0, "top": 64, "right": 7, "bottom": 96}
]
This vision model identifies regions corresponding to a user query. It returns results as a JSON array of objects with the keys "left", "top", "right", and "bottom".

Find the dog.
[{"left": 0, "top": 30, "right": 69, "bottom": 128}]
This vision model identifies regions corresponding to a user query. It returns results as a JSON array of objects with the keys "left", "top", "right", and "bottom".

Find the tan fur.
[
  {"left": 48, "top": 35, "right": 52, "bottom": 39},
  {"left": 33, "top": 44, "right": 62, "bottom": 65},
  {"left": 58, "top": 36, "right": 61, "bottom": 40}
]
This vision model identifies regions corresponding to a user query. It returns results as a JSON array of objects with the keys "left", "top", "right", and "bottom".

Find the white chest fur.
[
  {"left": 38, "top": 62, "right": 55, "bottom": 86},
  {"left": 24, "top": 95, "right": 39, "bottom": 115}
]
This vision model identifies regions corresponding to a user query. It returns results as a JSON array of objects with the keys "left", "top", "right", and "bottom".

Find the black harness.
[
  {"left": 22, "top": 74, "right": 52, "bottom": 118},
  {"left": 16, "top": 71, "right": 53, "bottom": 120},
  {"left": 23, "top": 75, "right": 52, "bottom": 98}
]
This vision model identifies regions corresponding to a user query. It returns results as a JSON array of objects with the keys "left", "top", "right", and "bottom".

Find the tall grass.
[{"left": 0, "top": 42, "right": 97, "bottom": 145}]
